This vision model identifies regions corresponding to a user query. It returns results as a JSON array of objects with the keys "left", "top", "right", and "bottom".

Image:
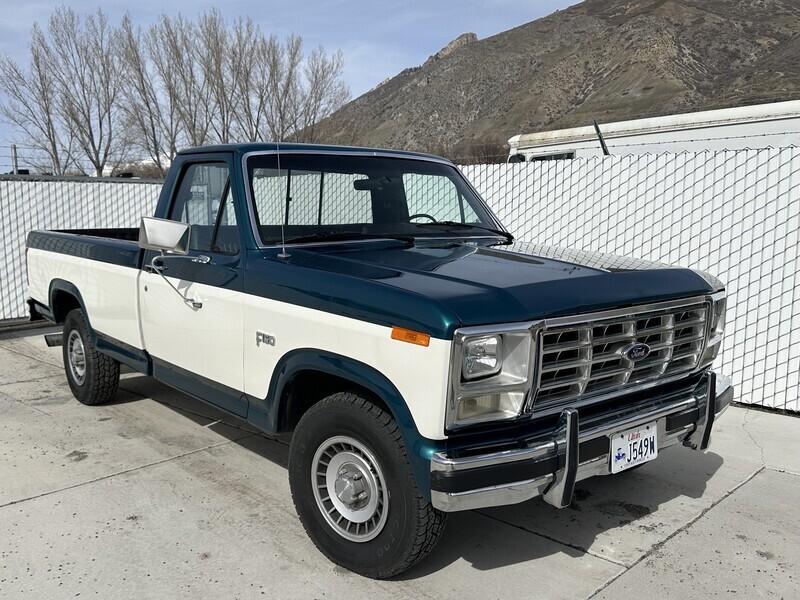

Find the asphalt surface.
[{"left": 1, "top": 326, "right": 798, "bottom": 599}]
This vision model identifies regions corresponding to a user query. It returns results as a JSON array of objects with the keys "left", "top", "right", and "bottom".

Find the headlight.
[
  {"left": 448, "top": 325, "right": 538, "bottom": 429},
  {"left": 460, "top": 331, "right": 531, "bottom": 385},
  {"left": 462, "top": 336, "right": 501, "bottom": 380},
  {"left": 699, "top": 291, "right": 726, "bottom": 368}
]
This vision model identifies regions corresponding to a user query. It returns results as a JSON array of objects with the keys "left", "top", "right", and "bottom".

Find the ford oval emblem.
[{"left": 625, "top": 343, "right": 651, "bottom": 361}]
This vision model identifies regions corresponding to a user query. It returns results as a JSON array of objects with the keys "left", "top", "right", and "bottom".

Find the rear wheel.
[
  {"left": 288, "top": 392, "right": 446, "bottom": 579},
  {"left": 62, "top": 309, "right": 120, "bottom": 405}
]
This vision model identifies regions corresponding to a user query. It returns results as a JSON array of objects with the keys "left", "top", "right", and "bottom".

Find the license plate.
[{"left": 611, "top": 421, "right": 658, "bottom": 474}]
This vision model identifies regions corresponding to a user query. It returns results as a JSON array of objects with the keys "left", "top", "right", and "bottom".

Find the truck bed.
[
  {"left": 26, "top": 228, "right": 145, "bottom": 353},
  {"left": 27, "top": 229, "right": 142, "bottom": 270}
]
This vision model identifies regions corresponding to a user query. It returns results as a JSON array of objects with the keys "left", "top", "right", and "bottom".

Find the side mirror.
[{"left": 138, "top": 217, "right": 190, "bottom": 254}]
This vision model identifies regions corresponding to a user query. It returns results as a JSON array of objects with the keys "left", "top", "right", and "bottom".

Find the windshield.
[{"left": 245, "top": 153, "right": 505, "bottom": 245}]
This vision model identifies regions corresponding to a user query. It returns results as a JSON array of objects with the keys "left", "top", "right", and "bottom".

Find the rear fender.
[{"left": 47, "top": 279, "right": 150, "bottom": 374}]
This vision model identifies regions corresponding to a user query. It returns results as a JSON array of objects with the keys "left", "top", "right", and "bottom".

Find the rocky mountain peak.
[
  {"left": 423, "top": 32, "right": 478, "bottom": 67},
  {"left": 315, "top": 0, "right": 800, "bottom": 156}
]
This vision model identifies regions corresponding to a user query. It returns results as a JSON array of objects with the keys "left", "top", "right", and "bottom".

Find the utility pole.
[{"left": 11, "top": 144, "right": 18, "bottom": 174}]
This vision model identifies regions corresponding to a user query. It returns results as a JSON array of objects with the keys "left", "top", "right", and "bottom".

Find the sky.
[{"left": 0, "top": 0, "right": 577, "bottom": 171}]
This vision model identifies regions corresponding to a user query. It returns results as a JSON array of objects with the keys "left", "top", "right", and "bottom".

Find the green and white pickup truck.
[{"left": 26, "top": 143, "right": 732, "bottom": 578}]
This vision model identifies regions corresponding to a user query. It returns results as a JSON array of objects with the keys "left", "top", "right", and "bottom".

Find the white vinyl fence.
[
  {"left": 1, "top": 148, "right": 798, "bottom": 411},
  {"left": 0, "top": 176, "right": 161, "bottom": 320},
  {"left": 464, "top": 148, "right": 800, "bottom": 412}
]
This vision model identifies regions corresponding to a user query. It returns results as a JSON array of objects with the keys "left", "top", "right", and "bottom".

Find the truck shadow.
[
  {"left": 116, "top": 372, "right": 724, "bottom": 577},
  {"left": 401, "top": 447, "right": 724, "bottom": 578},
  {"left": 116, "top": 371, "right": 290, "bottom": 456}
]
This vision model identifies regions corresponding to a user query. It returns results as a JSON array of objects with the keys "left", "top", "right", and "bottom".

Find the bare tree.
[
  {"left": 263, "top": 37, "right": 350, "bottom": 143},
  {"left": 44, "top": 7, "right": 125, "bottom": 176},
  {"left": 1, "top": 8, "right": 352, "bottom": 175},
  {"left": 0, "top": 25, "right": 77, "bottom": 174},
  {"left": 151, "top": 14, "right": 213, "bottom": 147},
  {"left": 294, "top": 47, "right": 350, "bottom": 143},
  {"left": 118, "top": 15, "right": 178, "bottom": 175},
  {"left": 198, "top": 9, "right": 236, "bottom": 143},
  {"left": 230, "top": 20, "right": 273, "bottom": 142},
  {"left": 144, "top": 19, "right": 186, "bottom": 159},
  {"left": 264, "top": 34, "right": 304, "bottom": 141}
]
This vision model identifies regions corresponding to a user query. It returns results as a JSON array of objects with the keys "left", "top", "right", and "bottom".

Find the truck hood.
[{"left": 280, "top": 240, "right": 716, "bottom": 337}]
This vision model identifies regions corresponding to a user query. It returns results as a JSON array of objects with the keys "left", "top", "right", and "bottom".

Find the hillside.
[{"left": 316, "top": 0, "right": 800, "bottom": 157}]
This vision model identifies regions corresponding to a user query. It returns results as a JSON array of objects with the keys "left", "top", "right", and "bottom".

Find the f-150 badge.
[{"left": 256, "top": 331, "right": 276, "bottom": 347}]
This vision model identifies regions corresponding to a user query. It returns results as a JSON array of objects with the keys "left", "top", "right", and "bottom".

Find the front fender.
[{"left": 247, "top": 349, "right": 442, "bottom": 499}]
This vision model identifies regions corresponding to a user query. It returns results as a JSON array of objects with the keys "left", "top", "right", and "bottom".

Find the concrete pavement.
[{"left": 1, "top": 327, "right": 798, "bottom": 599}]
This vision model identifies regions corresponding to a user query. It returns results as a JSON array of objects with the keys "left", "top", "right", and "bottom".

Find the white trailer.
[{"left": 508, "top": 100, "right": 800, "bottom": 161}]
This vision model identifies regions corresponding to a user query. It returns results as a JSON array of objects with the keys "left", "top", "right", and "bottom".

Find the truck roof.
[{"left": 178, "top": 142, "right": 450, "bottom": 163}]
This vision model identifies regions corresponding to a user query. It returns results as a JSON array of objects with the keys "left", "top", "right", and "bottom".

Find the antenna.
[{"left": 276, "top": 139, "right": 291, "bottom": 259}]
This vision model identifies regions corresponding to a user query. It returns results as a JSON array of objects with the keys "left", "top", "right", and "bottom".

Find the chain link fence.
[
  {"left": 1, "top": 149, "right": 798, "bottom": 411},
  {"left": 464, "top": 147, "right": 800, "bottom": 412},
  {"left": 1, "top": 175, "right": 162, "bottom": 320}
]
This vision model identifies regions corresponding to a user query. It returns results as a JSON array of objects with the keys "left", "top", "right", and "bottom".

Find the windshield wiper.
[
  {"left": 413, "top": 221, "right": 514, "bottom": 242},
  {"left": 283, "top": 231, "right": 415, "bottom": 244}
]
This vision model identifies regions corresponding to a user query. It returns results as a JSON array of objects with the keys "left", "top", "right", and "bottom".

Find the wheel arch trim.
[
  {"left": 47, "top": 280, "right": 150, "bottom": 374},
  {"left": 49, "top": 279, "right": 89, "bottom": 327},
  {"left": 249, "top": 348, "right": 441, "bottom": 499}
]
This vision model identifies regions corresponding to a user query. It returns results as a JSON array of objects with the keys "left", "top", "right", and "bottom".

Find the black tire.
[
  {"left": 288, "top": 392, "right": 447, "bottom": 579},
  {"left": 62, "top": 308, "right": 120, "bottom": 405}
]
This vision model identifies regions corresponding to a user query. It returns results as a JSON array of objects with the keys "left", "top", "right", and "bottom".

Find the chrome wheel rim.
[
  {"left": 311, "top": 435, "right": 388, "bottom": 543},
  {"left": 67, "top": 330, "right": 86, "bottom": 386}
]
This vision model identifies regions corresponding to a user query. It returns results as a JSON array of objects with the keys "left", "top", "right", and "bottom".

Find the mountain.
[{"left": 315, "top": 0, "right": 800, "bottom": 156}]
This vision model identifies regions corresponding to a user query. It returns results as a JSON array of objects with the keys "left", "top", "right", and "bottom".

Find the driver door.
[{"left": 139, "top": 158, "right": 248, "bottom": 417}]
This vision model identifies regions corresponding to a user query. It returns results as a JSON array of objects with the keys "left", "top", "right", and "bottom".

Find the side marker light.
[{"left": 391, "top": 326, "right": 430, "bottom": 347}]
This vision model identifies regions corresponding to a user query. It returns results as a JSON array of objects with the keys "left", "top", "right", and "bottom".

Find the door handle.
[{"left": 145, "top": 253, "right": 204, "bottom": 310}]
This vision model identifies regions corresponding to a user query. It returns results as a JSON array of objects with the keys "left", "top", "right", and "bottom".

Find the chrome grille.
[{"left": 533, "top": 302, "right": 709, "bottom": 410}]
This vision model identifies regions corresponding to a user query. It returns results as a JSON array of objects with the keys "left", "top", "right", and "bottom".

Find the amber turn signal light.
[{"left": 391, "top": 326, "right": 430, "bottom": 347}]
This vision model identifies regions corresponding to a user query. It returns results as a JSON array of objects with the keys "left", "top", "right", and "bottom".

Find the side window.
[{"left": 169, "top": 163, "right": 239, "bottom": 254}]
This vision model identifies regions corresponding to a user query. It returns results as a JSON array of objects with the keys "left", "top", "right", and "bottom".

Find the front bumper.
[{"left": 430, "top": 371, "right": 733, "bottom": 512}]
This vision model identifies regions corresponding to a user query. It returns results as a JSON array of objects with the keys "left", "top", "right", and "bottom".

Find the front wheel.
[
  {"left": 62, "top": 308, "right": 120, "bottom": 405},
  {"left": 288, "top": 392, "right": 446, "bottom": 579}
]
